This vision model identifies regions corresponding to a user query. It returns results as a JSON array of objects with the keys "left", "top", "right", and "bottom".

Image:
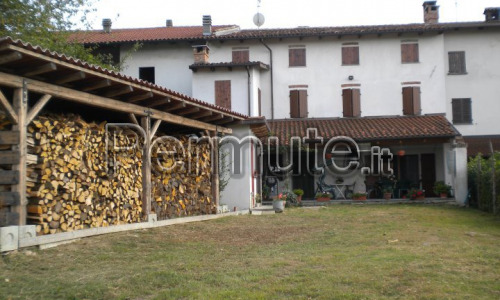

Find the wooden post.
[
  {"left": 477, "top": 157, "right": 481, "bottom": 209},
  {"left": 141, "top": 116, "right": 152, "bottom": 218},
  {"left": 12, "top": 84, "right": 27, "bottom": 225},
  {"left": 211, "top": 131, "right": 220, "bottom": 210}
]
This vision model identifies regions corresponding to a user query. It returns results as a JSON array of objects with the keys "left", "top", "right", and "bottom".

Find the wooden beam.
[
  {"left": 0, "top": 71, "right": 232, "bottom": 134},
  {"left": 129, "top": 113, "right": 139, "bottom": 125},
  {"left": 103, "top": 85, "right": 134, "bottom": 98},
  {"left": 0, "top": 131, "right": 20, "bottom": 145},
  {"left": 0, "top": 52, "right": 22, "bottom": 65},
  {"left": 127, "top": 91, "right": 154, "bottom": 103},
  {"left": 201, "top": 113, "right": 224, "bottom": 122},
  {"left": 0, "top": 192, "right": 20, "bottom": 206},
  {"left": 0, "top": 211, "right": 19, "bottom": 227},
  {"left": 27, "top": 94, "right": 51, "bottom": 124},
  {"left": 147, "top": 97, "right": 170, "bottom": 108},
  {"left": 211, "top": 133, "right": 220, "bottom": 209},
  {"left": 0, "top": 170, "right": 19, "bottom": 184},
  {"left": 0, "top": 150, "right": 20, "bottom": 164},
  {"left": 0, "top": 89, "right": 18, "bottom": 124},
  {"left": 12, "top": 86, "right": 27, "bottom": 225},
  {"left": 214, "top": 117, "right": 235, "bottom": 125},
  {"left": 150, "top": 119, "right": 162, "bottom": 139},
  {"left": 81, "top": 79, "right": 111, "bottom": 92},
  {"left": 176, "top": 106, "right": 200, "bottom": 116},
  {"left": 190, "top": 110, "right": 213, "bottom": 119},
  {"left": 23, "top": 62, "right": 57, "bottom": 76},
  {"left": 141, "top": 116, "right": 152, "bottom": 217},
  {"left": 164, "top": 101, "right": 186, "bottom": 112},
  {"left": 54, "top": 71, "right": 85, "bottom": 85}
]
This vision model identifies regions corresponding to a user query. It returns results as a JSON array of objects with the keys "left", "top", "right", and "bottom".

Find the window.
[
  {"left": 215, "top": 80, "right": 231, "bottom": 109},
  {"left": 289, "top": 46, "right": 306, "bottom": 67},
  {"left": 232, "top": 47, "right": 249, "bottom": 63},
  {"left": 448, "top": 51, "right": 467, "bottom": 74},
  {"left": 139, "top": 67, "right": 155, "bottom": 84},
  {"left": 452, "top": 98, "right": 472, "bottom": 124},
  {"left": 401, "top": 41, "right": 419, "bottom": 63},
  {"left": 402, "top": 86, "right": 421, "bottom": 115},
  {"left": 342, "top": 88, "right": 361, "bottom": 117},
  {"left": 289, "top": 89, "right": 308, "bottom": 118},
  {"left": 342, "top": 43, "right": 359, "bottom": 65}
]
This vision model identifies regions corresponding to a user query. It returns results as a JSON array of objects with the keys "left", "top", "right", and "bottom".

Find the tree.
[{"left": 0, "top": 0, "right": 116, "bottom": 70}]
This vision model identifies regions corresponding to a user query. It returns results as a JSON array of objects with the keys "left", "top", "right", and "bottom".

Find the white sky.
[{"left": 85, "top": 0, "right": 500, "bottom": 30}]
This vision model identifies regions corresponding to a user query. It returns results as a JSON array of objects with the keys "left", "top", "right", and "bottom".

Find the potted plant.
[
  {"left": 262, "top": 185, "right": 270, "bottom": 201},
  {"left": 352, "top": 192, "right": 367, "bottom": 201},
  {"left": 315, "top": 192, "right": 331, "bottom": 202},
  {"left": 293, "top": 189, "right": 304, "bottom": 202},
  {"left": 382, "top": 187, "right": 393, "bottom": 200},
  {"left": 273, "top": 193, "right": 286, "bottom": 213},
  {"left": 409, "top": 188, "right": 425, "bottom": 200},
  {"left": 254, "top": 193, "right": 262, "bottom": 207},
  {"left": 433, "top": 181, "right": 451, "bottom": 199}
]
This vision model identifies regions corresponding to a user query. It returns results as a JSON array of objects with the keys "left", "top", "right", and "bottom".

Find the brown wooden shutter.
[
  {"left": 402, "top": 87, "right": 413, "bottom": 115},
  {"left": 412, "top": 87, "right": 421, "bottom": 115},
  {"left": 215, "top": 80, "right": 231, "bottom": 110},
  {"left": 342, "top": 46, "right": 359, "bottom": 65},
  {"left": 448, "top": 51, "right": 466, "bottom": 74},
  {"left": 298, "top": 90, "right": 308, "bottom": 118},
  {"left": 352, "top": 89, "right": 361, "bottom": 117},
  {"left": 342, "top": 89, "right": 353, "bottom": 117},
  {"left": 290, "top": 90, "right": 300, "bottom": 118},
  {"left": 232, "top": 49, "right": 249, "bottom": 63},
  {"left": 289, "top": 48, "right": 306, "bottom": 66},
  {"left": 401, "top": 43, "right": 419, "bottom": 63},
  {"left": 452, "top": 98, "right": 472, "bottom": 124},
  {"left": 258, "top": 88, "right": 262, "bottom": 116}
]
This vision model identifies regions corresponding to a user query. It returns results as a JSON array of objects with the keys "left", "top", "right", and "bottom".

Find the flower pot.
[
  {"left": 316, "top": 197, "right": 331, "bottom": 202},
  {"left": 383, "top": 193, "right": 392, "bottom": 200},
  {"left": 296, "top": 195, "right": 302, "bottom": 203},
  {"left": 416, "top": 196, "right": 425, "bottom": 200},
  {"left": 440, "top": 193, "right": 447, "bottom": 199},
  {"left": 273, "top": 200, "right": 285, "bottom": 213},
  {"left": 353, "top": 195, "right": 367, "bottom": 201}
]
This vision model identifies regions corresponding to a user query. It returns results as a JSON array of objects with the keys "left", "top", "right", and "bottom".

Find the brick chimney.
[
  {"left": 484, "top": 8, "right": 500, "bottom": 22},
  {"left": 102, "top": 18, "right": 112, "bottom": 33},
  {"left": 166, "top": 19, "right": 173, "bottom": 27},
  {"left": 423, "top": 1, "right": 439, "bottom": 24},
  {"left": 203, "top": 15, "right": 212, "bottom": 36},
  {"left": 193, "top": 45, "right": 209, "bottom": 64}
]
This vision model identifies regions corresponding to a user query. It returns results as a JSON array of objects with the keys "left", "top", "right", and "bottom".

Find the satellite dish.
[{"left": 253, "top": 12, "right": 265, "bottom": 27}]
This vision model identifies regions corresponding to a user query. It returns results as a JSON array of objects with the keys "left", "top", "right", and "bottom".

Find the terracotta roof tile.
[
  {"left": 69, "top": 25, "right": 239, "bottom": 44},
  {"left": 268, "top": 115, "right": 458, "bottom": 144}
]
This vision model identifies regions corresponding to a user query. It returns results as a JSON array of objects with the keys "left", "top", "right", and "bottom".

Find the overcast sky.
[{"left": 86, "top": 0, "right": 500, "bottom": 30}]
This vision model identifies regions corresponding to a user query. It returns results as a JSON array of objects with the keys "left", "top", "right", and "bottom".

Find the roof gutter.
[{"left": 259, "top": 39, "right": 274, "bottom": 120}]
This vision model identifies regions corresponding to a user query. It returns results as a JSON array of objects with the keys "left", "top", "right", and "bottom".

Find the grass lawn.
[{"left": 1, "top": 205, "right": 499, "bottom": 299}]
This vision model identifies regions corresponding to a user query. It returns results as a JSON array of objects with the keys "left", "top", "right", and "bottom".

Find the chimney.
[
  {"left": 166, "top": 19, "right": 173, "bottom": 27},
  {"left": 203, "top": 15, "right": 212, "bottom": 36},
  {"left": 423, "top": 1, "right": 439, "bottom": 24},
  {"left": 102, "top": 18, "right": 112, "bottom": 33},
  {"left": 193, "top": 45, "right": 209, "bottom": 64},
  {"left": 484, "top": 8, "right": 500, "bottom": 22}
]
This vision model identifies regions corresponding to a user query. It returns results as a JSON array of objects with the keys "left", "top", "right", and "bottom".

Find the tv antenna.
[{"left": 253, "top": 0, "right": 265, "bottom": 28}]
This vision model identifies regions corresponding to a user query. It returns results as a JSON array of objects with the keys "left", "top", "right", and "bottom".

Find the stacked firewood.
[
  {"left": 26, "top": 114, "right": 143, "bottom": 235},
  {"left": 151, "top": 135, "right": 215, "bottom": 219}
]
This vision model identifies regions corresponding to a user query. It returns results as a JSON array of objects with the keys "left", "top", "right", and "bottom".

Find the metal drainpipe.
[
  {"left": 259, "top": 39, "right": 274, "bottom": 119},
  {"left": 246, "top": 65, "right": 251, "bottom": 116}
]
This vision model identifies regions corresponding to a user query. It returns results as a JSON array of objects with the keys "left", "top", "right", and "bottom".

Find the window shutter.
[
  {"left": 290, "top": 90, "right": 300, "bottom": 118},
  {"left": 342, "top": 46, "right": 359, "bottom": 65},
  {"left": 352, "top": 89, "right": 361, "bottom": 117},
  {"left": 232, "top": 50, "right": 249, "bottom": 63},
  {"left": 401, "top": 43, "right": 419, "bottom": 63},
  {"left": 215, "top": 80, "right": 231, "bottom": 110},
  {"left": 448, "top": 51, "right": 466, "bottom": 74},
  {"left": 289, "top": 48, "right": 306, "bottom": 66},
  {"left": 402, "top": 87, "right": 413, "bottom": 115},
  {"left": 412, "top": 87, "right": 421, "bottom": 115},
  {"left": 452, "top": 98, "right": 472, "bottom": 124},
  {"left": 342, "top": 89, "right": 353, "bottom": 117},
  {"left": 258, "top": 88, "right": 262, "bottom": 116},
  {"left": 298, "top": 90, "right": 308, "bottom": 118}
]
